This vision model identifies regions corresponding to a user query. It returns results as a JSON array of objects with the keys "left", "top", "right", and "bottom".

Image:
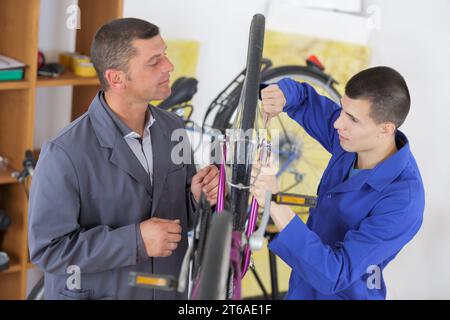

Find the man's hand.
[
  {"left": 250, "top": 163, "right": 295, "bottom": 231},
  {"left": 191, "top": 165, "right": 219, "bottom": 205},
  {"left": 250, "top": 162, "right": 279, "bottom": 207},
  {"left": 261, "top": 84, "right": 287, "bottom": 121},
  {"left": 139, "top": 217, "right": 182, "bottom": 257}
]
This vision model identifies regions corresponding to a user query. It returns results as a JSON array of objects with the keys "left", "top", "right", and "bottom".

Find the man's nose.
[
  {"left": 162, "top": 56, "right": 174, "bottom": 73},
  {"left": 334, "top": 114, "right": 344, "bottom": 130}
]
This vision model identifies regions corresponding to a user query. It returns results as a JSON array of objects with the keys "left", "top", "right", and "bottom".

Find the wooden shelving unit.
[
  {"left": 0, "top": 81, "right": 31, "bottom": 91},
  {"left": 37, "top": 70, "right": 99, "bottom": 87},
  {"left": 3, "top": 257, "right": 22, "bottom": 274},
  {"left": 0, "top": 169, "right": 19, "bottom": 185},
  {"left": 0, "top": 0, "right": 123, "bottom": 299}
]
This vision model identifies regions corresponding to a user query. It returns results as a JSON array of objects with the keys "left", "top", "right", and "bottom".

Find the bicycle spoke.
[{"left": 276, "top": 115, "right": 293, "bottom": 148}]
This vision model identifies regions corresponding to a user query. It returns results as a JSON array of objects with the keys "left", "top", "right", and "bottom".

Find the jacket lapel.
[
  {"left": 88, "top": 94, "right": 153, "bottom": 196},
  {"left": 109, "top": 135, "right": 153, "bottom": 196},
  {"left": 149, "top": 108, "right": 171, "bottom": 215}
]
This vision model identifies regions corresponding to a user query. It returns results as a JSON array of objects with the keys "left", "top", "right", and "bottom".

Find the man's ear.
[
  {"left": 379, "top": 122, "right": 396, "bottom": 137},
  {"left": 104, "top": 69, "right": 126, "bottom": 90}
]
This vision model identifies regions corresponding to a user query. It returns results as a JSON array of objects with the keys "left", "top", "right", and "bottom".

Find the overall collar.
[{"left": 331, "top": 131, "right": 410, "bottom": 193}]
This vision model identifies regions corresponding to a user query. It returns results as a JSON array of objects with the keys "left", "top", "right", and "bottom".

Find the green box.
[{"left": 0, "top": 68, "right": 24, "bottom": 81}]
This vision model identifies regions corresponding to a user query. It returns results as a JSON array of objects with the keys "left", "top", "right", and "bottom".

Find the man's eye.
[
  {"left": 148, "top": 57, "right": 163, "bottom": 66},
  {"left": 346, "top": 113, "right": 358, "bottom": 123}
]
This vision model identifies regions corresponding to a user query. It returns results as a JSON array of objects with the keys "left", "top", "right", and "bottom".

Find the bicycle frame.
[{"left": 215, "top": 130, "right": 270, "bottom": 300}]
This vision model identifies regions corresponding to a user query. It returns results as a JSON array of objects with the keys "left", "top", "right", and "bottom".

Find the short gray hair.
[{"left": 91, "top": 18, "right": 159, "bottom": 90}]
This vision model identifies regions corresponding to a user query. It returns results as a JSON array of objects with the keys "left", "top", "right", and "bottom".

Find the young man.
[
  {"left": 28, "top": 18, "right": 218, "bottom": 300},
  {"left": 251, "top": 67, "right": 425, "bottom": 299}
]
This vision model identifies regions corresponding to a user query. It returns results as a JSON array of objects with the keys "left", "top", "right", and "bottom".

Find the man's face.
[
  {"left": 333, "top": 95, "right": 386, "bottom": 153},
  {"left": 124, "top": 35, "right": 174, "bottom": 102}
]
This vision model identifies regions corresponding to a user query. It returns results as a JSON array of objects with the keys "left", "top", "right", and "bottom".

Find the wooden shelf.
[
  {"left": 0, "top": 168, "right": 18, "bottom": 185},
  {"left": 1, "top": 257, "right": 21, "bottom": 274},
  {"left": 0, "top": 0, "right": 123, "bottom": 300},
  {"left": 37, "top": 70, "right": 99, "bottom": 87},
  {"left": 0, "top": 80, "right": 30, "bottom": 91}
]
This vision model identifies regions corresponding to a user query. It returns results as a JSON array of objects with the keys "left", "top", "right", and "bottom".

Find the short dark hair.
[
  {"left": 345, "top": 66, "right": 410, "bottom": 128},
  {"left": 91, "top": 18, "right": 160, "bottom": 90}
]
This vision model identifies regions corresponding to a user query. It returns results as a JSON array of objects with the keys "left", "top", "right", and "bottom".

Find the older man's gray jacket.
[{"left": 28, "top": 93, "right": 197, "bottom": 299}]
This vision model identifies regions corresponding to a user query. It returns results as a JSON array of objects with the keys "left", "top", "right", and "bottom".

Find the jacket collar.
[
  {"left": 366, "top": 130, "right": 410, "bottom": 192},
  {"left": 331, "top": 130, "right": 411, "bottom": 193},
  {"left": 88, "top": 93, "right": 153, "bottom": 196},
  {"left": 88, "top": 92, "right": 172, "bottom": 212},
  {"left": 98, "top": 91, "right": 155, "bottom": 138}
]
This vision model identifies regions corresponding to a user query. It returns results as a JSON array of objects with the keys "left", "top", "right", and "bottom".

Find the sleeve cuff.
[
  {"left": 278, "top": 78, "right": 306, "bottom": 113},
  {"left": 135, "top": 223, "right": 150, "bottom": 263}
]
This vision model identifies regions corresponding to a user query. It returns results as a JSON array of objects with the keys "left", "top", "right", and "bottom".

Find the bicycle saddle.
[{"left": 157, "top": 77, "right": 198, "bottom": 110}]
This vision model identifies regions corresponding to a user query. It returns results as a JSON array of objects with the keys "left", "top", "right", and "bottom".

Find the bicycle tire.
[
  {"left": 229, "top": 13, "right": 265, "bottom": 231},
  {"left": 27, "top": 275, "right": 45, "bottom": 300},
  {"left": 194, "top": 210, "right": 233, "bottom": 300},
  {"left": 239, "top": 15, "right": 265, "bottom": 131}
]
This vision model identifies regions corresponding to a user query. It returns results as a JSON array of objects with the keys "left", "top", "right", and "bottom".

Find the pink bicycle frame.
[{"left": 215, "top": 135, "right": 263, "bottom": 299}]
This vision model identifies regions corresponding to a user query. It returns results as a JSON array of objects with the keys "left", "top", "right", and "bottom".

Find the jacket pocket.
[
  {"left": 58, "top": 288, "right": 91, "bottom": 300},
  {"left": 168, "top": 163, "right": 185, "bottom": 173},
  {"left": 58, "top": 288, "right": 114, "bottom": 300}
]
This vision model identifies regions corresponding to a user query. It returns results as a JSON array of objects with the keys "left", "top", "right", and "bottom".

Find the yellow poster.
[{"left": 166, "top": 39, "right": 200, "bottom": 82}]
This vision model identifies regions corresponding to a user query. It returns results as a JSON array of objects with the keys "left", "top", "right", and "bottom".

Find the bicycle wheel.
[
  {"left": 193, "top": 210, "right": 233, "bottom": 300},
  {"left": 228, "top": 13, "right": 265, "bottom": 231},
  {"left": 214, "top": 65, "right": 341, "bottom": 216}
]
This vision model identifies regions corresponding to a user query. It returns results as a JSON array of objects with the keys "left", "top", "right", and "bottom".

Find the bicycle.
[{"left": 130, "top": 13, "right": 341, "bottom": 300}]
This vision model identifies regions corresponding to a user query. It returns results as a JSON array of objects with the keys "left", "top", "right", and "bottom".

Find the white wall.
[
  {"left": 35, "top": 0, "right": 450, "bottom": 299},
  {"left": 363, "top": 0, "right": 450, "bottom": 300},
  {"left": 34, "top": 0, "right": 77, "bottom": 149}
]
